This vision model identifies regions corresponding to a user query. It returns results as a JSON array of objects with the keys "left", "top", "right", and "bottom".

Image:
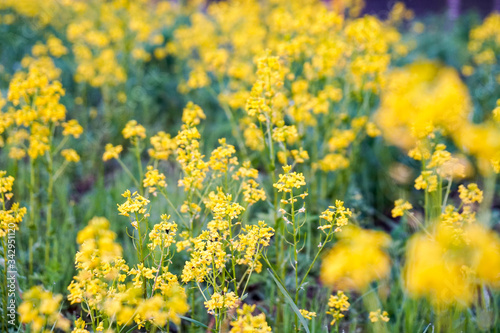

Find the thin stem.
[
  {"left": 442, "top": 177, "right": 452, "bottom": 210},
  {"left": 44, "top": 144, "right": 54, "bottom": 267},
  {"left": 134, "top": 139, "right": 144, "bottom": 195},
  {"left": 291, "top": 189, "right": 299, "bottom": 333},
  {"left": 28, "top": 157, "right": 36, "bottom": 283},
  {"left": 299, "top": 229, "right": 333, "bottom": 287},
  {"left": 117, "top": 158, "right": 141, "bottom": 189}
]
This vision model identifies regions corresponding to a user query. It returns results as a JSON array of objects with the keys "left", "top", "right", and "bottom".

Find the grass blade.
[
  {"left": 267, "top": 268, "right": 311, "bottom": 333},
  {"left": 179, "top": 315, "right": 214, "bottom": 331}
]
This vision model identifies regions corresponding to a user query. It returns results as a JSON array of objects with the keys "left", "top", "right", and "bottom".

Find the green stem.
[
  {"left": 44, "top": 149, "right": 54, "bottom": 267},
  {"left": 28, "top": 157, "right": 36, "bottom": 283},
  {"left": 135, "top": 139, "right": 144, "bottom": 195},
  {"left": 134, "top": 213, "right": 147, "bottom": 298},
  {"left": 291, "top": 189, "right": 299, "bottom": 332},
  {"left": 117, "top": 158, "right": 141, "bottom": 189},
  {"left": 299, "top": 229, "right": 332, "bottom": 287},
  {"left": 228, "top": 216, "right": 238, "bottom": 294}
]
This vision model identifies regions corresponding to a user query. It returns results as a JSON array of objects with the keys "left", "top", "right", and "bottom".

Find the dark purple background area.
[{"left": 363, "top": 0, "right": 497, "bottom": 17}]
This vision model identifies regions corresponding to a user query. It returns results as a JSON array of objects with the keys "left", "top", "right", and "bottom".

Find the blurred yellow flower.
[{"left": 321, "top": 225, "right": 391, "bottom": 291}]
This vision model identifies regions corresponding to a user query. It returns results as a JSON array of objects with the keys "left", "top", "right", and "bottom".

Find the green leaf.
[{"left": 267, "top": 268, "right": 311, "bottom": 333}]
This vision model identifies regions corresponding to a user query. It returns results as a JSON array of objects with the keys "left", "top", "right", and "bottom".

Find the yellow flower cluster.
[
  {"left": 458, "top": 183, "right": 483, "bottom": 205},
  {"left": 369, "top": 309, "right": 390, "bottom": 323},
  {"left": 326, "top": 291, "right": 350, "bottom": 325},
  {"left": 319, "top": 200, "right": 352, "bottom": 233},
  {"left": 122, "top": 120, "right": 146, "bottom": 140},
  {"left": 230, "top": 304, "right": 272, "bottom": 332},
  {"left": 148, "top": 214, "right": 177, "bottom": 250},
  {"left": 117, "top": 190, "right": 150, "bottom": 218},
  {"left": 176, "top": 103, "right": 209, "bottom": 191},
  {"left": 143, "top": 166, "right": 166, "bottom": 194},
  {"left": 299, "top": 309, "right": 317, "bottom": 320},
  {"left": 102, "top": 143, "right": 122, "bottom": 161},
  {"left": 68, "top": 217, "right": 188, "bottom": 329},
  {"left": 1, "top": 57, "right": 82, "bottom": 161},
  {"left": 391, "top": 199, "right": 412, "bottom": 218},
  {"left": 19, "top": 286, "right": 70, "bottom": 333},
  {"left": 61, "top": 149, "right": 80, "bottom": 163},
  {"left": 273, "top": 165, "right": 306, "bottom": 194},
  {"left": 234, "top": 221, "right": 275, "bottom": 273},
  {"left": 405, "top": 223, "right": 500, "bottom": 306},
  {"left": 205, "top": 188, "right": 245, "bottom": 236},
  {"left": 209, "top": 138, "right": 238, "bottom": 174},
  {"left": 376, "top": 62, "right": 471, "bottom": 150},
  {"left": 321, "top": 225, "right": 391, "bottom": 291},
  {"left": 468, "top": 13, "right": 500, "bottom": 66},
  {"left": 204, "top": 291, "right": 239, "bottom": 312},
  {"left": 0, "top": 171, "right": 26, "bottom": 238},
  {"left": 65, "top": 0, "right": 176, "bottom": 87},
  {"left": 148, "top": 131, "right": 176, "bottom": 160}
]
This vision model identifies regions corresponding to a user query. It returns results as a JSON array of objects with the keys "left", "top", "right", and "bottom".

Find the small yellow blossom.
[
  {"left": 391, "top": 199, "right": 412, "bottom": 218},
  {"left": 300, "top": 309, "right": 317, "bottom": 320},
  {"left": 204, "top": 292, "right": 239, "bottom": 312},
  {"left": 414, "top": 171, "right": 438, "bottom": 192},
  {"left": 319, "top": 200, "right": 352, "bottom": 232},
  {"left": 458, "top": 183, "right": 483, "bottom": 205},
  {"left": 321, "top": 226, "right": 391, "bottom": 291},
  {"left": 62, "top": 119, "right": 84, "bottom": 138},
  {"left": 230, "top": 304, "right": 272, "bottom": 332},
  {"left": 117, "top": 190, "right": 150, "bottom": 218},
  {"left": 143, "top": 166, "right": 166, "bottom": 193},
  {"left": 103, "top": 144, "right": 123, "bottom": 161},
  {"left": 61, "top": 149, "right": 80, "bottom": 162},
  {"left": 326, "top": 291, "right": 350, "bottom": 325},
  {"left": 122, "top": 120, "right": 146, "bottom": 140},
  {"left": 369, "top": 309, "right": 390, "bottom": 322},
  {"left": 19, "top": 286, "right": 70, "bottom": 333}
]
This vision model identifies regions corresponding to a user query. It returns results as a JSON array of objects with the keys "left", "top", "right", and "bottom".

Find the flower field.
[{"left": 1, "top": 0, "right": 500, "bottom": 332}]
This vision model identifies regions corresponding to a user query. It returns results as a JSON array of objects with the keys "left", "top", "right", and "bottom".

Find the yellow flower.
[
  {"left": 319, "top": 200, "right": 352, "bottom": 233},
  {"left": 391, "top": 199, "right": 412, "bottom": 218},
  {"left": 0, "top": 172, "right": 26, "bottom": 237},
  {"left": 369, "top": 309, "right": 390, "bottom": 322},
  {"left": 273, "top": 165, "right": 306, "bottom": 193},
  {"left": 376, "top": 62, "right": 471, "bottom": 150},
  {"left": 143, "top": 166, "right": 166, "bottom": 193},
  {"left": 72, "top": 318, "right": 90, "bottom": 333},
  {"left": 122, "top": 120, "right": 146, "bottom": 140},
  {"left": 117, "top": 190, "right": 150, "bottom": 218},
  {"left": 182, "top": 101, "right": 206, "bottom": 126},
  {"left": 414, "top": 171, "right": 438, "bottom": 192},
  {"left": 272, "top": 125, "right": 299, "bottom": 144},
  {"left": 148, "top": 215, "right": 177, "bottom": 250},
  {"left": 62, "top": 119, "right": 83, "bottom": 138},
  {"left": 458, "top": 183, "right": 483, "bottom": 205},
  {"left": 326, "top": 291, "right": 350, "bottom": 325},
  {"left": 102, "top": 143, "right": 123, "bottom": 161},
  {"left": 230, "top": 304, "right": 272, "bottom": 332},
  {"left": 404, "top": 223, "right": 500, "bottom": 306},
  {"left": 61, "top": 149, "right": 80, "bottom": 162},
  {"left": 149, "top": 131, "right": 176, "bottom": 160},
  {"left": 234, "top": 221, "right": 274, "bottom": 273},
  {"left": 321, "top": 225, "right": 391, "bottom": 291},
  {"left": 0, "top": 170, "right": 15, "bottom": 195},
  {"left": 204, "top": 291, "right": 239, "bottom": 312},
  {"left": 19, "top": 286, "right": 70, "bottom": 333},
  {"left": 299, "top": 309, "right": 317, "bottom": 320},
  {"left": 209, "top": 138, "right": 238, "bottom": 173}
]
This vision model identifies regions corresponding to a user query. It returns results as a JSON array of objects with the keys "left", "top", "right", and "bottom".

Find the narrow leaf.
[
  {"left": 267, "top": 268, "right": 311, "bottom": 333},
  {"left": 179, "top": 315, "right": 214, "bottom": 331}
]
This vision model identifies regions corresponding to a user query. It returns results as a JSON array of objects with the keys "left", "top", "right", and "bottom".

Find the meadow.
[{"left": 0, "top": 0, "right": 500, "bottom": 332}]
